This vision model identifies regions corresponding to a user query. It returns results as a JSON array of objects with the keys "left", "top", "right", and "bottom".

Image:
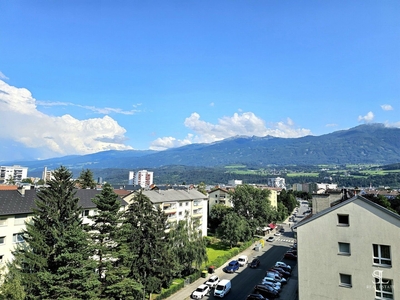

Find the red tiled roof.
[{"left": 0, "top": 185, "right": 18, "bottom": 190}]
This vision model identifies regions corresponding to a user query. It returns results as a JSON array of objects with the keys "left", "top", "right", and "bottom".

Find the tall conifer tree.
[
  {"left": 9, "top": 166, "right": 100, "bottom": 299},
  {"left": 122, "top": 191, "right": 176, "bottom": 298},
  {"left": 89, "top": 183, "right": 142, "bottom": 299}
]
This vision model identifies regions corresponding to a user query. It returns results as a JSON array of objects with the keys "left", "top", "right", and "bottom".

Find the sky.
[{"left": 0, "top": 1, "right": 399, "bottom": 161}]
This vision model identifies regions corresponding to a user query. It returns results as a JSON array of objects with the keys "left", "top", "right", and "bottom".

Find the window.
[
  {"left": 337, "top": 214, "right": 349, "bottom": 226},
  {"left": 0, "top": 218, "right": 6, "bottom": 226},
  {"left": 178, "top": 211, "right": 182, "bottom": 216},
  {"left": 13, "top": 233, "right": 24, "bottom": 243},
  {"left": 82, "top": 210, "right": 90, "bottom": 217},
  {"left": 185, "top": 202, "right": 189, "bottom": 206},
  {"left": 339, "top": 273, "right": 352, "bottom": 287},
  {"left": 14, "top": 214, "right": 28, "bottom": 225},
  {"left": 375, "top": 277, "right": 393, "bottom": 299},
  {"left": 179, "top": 202, "right": 183, "bottom": 207},
  {"left": 373, "top": 244, "right": 391, "bottom": 266},
  {"left": 0, "top": 255, "right": 3, "bottom": 264},
  {"left": 0, "top": 236, "right": 5, "bottom": 245},
  {"left": 338, "top": 242, "right": 351, "bottom": 255}
]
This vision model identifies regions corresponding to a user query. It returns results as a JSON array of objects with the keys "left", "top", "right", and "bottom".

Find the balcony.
[
  {"left": 163, "top": 202, "right": 177, "bottom": 213},
  {"left": 166, "top": 213, "right": 177, "bottom": 222},
  {"left": 193, "top": 200, "right": 203, "bottom": 207},
  {"left": 192, "top": 209, "right": 203, "bottom": 217}
]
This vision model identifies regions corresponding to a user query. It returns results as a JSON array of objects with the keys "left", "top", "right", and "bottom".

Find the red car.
[{"left": 284, "top": 252, "right": 297, "bottom": 260}]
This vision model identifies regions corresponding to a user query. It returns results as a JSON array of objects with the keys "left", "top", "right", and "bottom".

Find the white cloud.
[
  {"left": 150, "top": 112, "right": 312, "bottom": 150},
  {"left": 0, "top": 71, "right": 9, "bottom": 80},
  {"left": 210, "top": 102, "right": 214, "bottom": 107},
  {"left": 36, "top": 100, "right": 141, "bottom": 115},
  {"left": 0, "top": 80, "right": 133, "bottom": 158},
  {"left": 326, "top": 123, "right": 338, "bottom": 127},
  {"left": 358, "top": 111, "right": 374, "bottom": 123},
  {"left": 381, "top": 104, "right": 393, "bottom": 111}
]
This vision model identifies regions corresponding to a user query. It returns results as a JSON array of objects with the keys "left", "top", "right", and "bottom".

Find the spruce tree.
[
  {"left": 89, "top": 183, "right": 141, "bottom": 299},
  {"left": 122, "top": 191, "right": 176, "bottom": 298},
  {"left": 10, "top": 166, "right": 100, "bottom": 299},
  {"left": 78, "top": 168, "right": 96, "bottom": 189}
]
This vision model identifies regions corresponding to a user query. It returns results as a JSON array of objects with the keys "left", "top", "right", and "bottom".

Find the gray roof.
[
  {"left": 293, "top": 194, "right": 400, "bottom": 230},
  {"left": 142, "top": 189, "right": 207, "bottom": 204},
  {"left": 0, "top": 189, "right": 128, "bottom": 216}
]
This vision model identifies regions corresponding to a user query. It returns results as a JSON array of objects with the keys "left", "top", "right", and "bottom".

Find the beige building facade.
[{"left": 295, "top": 195, "right": 400, "bottom": 299}]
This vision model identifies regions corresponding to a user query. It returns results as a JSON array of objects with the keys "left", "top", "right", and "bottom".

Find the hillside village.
[{"left": 1, "top": 164, "right": 400, "bottom": 299}]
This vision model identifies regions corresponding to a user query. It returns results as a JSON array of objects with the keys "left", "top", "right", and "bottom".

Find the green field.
[{"left": 286, "top": 172, "right": 319, "bottom": 177}]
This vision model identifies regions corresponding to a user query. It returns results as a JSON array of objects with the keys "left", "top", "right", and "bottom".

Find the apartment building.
[
  {"left": 130, "top": 170, "right": 154, "bottom": 188},
  {"left": 0, "top": 188, "right": 127, "bottom": 274},
  {"left": 123, "top": 188, "right": 208, "bottom": 237},
  {"left": 208, "top": 187, "right": 233, "bottom": 215},
  {"left": 295, "top": 195, "right": 400, "bottom": 299},
  {"left": 0, "top": 165, "right": 28, "bottom": 183}
]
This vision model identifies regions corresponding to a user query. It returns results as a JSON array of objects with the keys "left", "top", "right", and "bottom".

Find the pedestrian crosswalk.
[{"left": 276, "top": 238, "right": 295, "bottom": 243}]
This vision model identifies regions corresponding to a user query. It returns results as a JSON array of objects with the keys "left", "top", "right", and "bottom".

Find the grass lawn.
[{"left": 286, "top": 172, "right": 319, "bottom": 177}]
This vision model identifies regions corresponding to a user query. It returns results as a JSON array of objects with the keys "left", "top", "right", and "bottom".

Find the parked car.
[
  {"left": 246, "top": 294, "right": 267, "bottom": 300},
  {"left": 253, "top": 284, "right": 279, "bottom": 299},
  {"left": 265, "top": 271, "right": 287, "bottom": 284},
  {"left": 274, "top": 232, "right": 281, "bottom": 236},
  {"left": 262, "top": 276, "right": 282, "bottom": 289},
  {"left": 270, "top": 266, "right": 291, "bottom": 278},
  {"left": 214, "top": 279, "right": 231, "bottom": 298},
  {"left": 284, "top": 252, "right": 297, "bottom": 260},
  {"left": 279, "top": 227, "right": 285, "bottom": 233},
  {"left": 275, "top": 261, "right": 292, "bottom": 272},
  {"left": 238, "top": 255, "right": 248, "bottom": 267},
  {"left": 266, "top": 236, "right": 275, "bottom": 242},
  {"left": 260, "top": 280, "right": 281, "bottom": 291},
  {"left": 287, "top": 249, "right": 297, "bottom": 255},
  {"left": 191, "top": 284, "right": 210, "bottom": 299},
  {"left": 205, "top": 275, "right": 220, "bottom": 288},
  {"left": 249, "top": 258, "right": 261, "bottom": 268},
  {"left": 225, "top": 260, "right": 240, "bottom": 273}
]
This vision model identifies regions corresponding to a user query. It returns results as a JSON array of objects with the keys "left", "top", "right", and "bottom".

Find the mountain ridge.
[{"left": 4, "top": 124, "right": 400, "bottom": 174}]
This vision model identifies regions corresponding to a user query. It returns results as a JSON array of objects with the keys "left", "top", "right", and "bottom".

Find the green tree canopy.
[
  {"left": 8, "top": 166, "right": 100, "bottom": 299},
  {"left": 217, "top": 212, "right": 250, "bottom": 248},
  {"left": 78, "top": 168, "right": 96, "bottom": 189},
  {"left": 209, "top": 204, "right": 233, "bottom": 232}
]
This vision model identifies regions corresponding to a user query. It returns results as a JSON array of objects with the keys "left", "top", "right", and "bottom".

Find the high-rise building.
[{"left": 134, "top": 170, "right": 153, "bottom": 188}]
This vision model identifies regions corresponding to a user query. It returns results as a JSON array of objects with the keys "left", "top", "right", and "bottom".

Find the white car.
[
  {"left": 274, "top": 232, "right": 281, "bottom": 236},
  {"left": 205, "top": 275, "right": 220, "bottom": 288},
  {"left": 275, "top": 261, "right": 291, "bottom": 270},
  {"left": 192, "top": 284, "right": 210, "bottom": 299},
  {"left": 262, "top": 276, "right": 282, "bottom": 289},
  {"left": 238, "top": 255, "right": 248, "bottom": 266}
]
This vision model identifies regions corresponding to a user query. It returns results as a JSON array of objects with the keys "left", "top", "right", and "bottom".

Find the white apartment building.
[
  {"left": 0, "top": 165, "right": 28, "bottom": 183},
  {"left": 132, "top": 170, "right": 154, "bottom": 188},
  {"left": 124, "top": 188, "right": 208, "bottom": 237},
  {"left": 294, "top": 195, "right": 400, "bottom": 299},
  {"left": 267, "top": 177, "right": 286, "bottom": 189}
]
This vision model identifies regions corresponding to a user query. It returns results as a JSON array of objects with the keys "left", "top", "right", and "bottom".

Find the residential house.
[{"left": 294, "top": 195, "right": 400, "bottom": 299}]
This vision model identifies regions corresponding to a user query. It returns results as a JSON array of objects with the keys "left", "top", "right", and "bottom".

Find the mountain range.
[{"left": 5, "top": 124, "right": 400, "bottom": 176}]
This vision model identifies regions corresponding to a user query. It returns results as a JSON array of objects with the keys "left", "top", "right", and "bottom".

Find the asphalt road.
[{"left": 198, "top": 231, "right": 296, "bottom": 300}]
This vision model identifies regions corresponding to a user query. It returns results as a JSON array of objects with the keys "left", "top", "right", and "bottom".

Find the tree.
[
  {"left": 197, "top": 182, "right": 207, "bottom": 195},
  {"left": 78, "top": 168, "right": 96, "bottom": 189},
  {"left": 89, "top": 182, "right": 141, "bottom": 299},
  {"left": 21, "top": 178, "right": 33, "bottom": 184},
  {"left": 5, "top": 175, "right": 15, "bottom": 185},
  {"left": 0, "top": 267, "right": 26, "bottom": 300},
  {"left": 209, "top": 204, "right": 233, "bottom": 232},
  {"left": 121, "top": 191, "right": 176, "bottom": 297},
  {"left": 217, "top": 212, "right": 249, "bottom": 248},
  {"left": 8, "top": 166, "right": 100, "bottom": 299},
  {"left": 169, "top": 212, "right": 208, "bottom": 276},
  {"left": 230, "top": 185, "right": 275, "bottom": 235}
]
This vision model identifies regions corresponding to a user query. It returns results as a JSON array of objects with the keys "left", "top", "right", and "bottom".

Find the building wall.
[
  {"left": 0, "top": 166, "right": 28, "bottom": 182},
  {"left": 312, "top": 192, "right": 342, "bottom": 214},
  {"left": 134, "top": 170, "right": 154, "bottom": 188},
  {"left": 208, "top": 188, "right": 232, "bottom": 216},
  {"left": 297, "top": 198, "right": 400, "bottom": 299}
]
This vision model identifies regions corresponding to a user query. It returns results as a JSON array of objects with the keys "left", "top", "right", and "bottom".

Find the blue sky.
[{"left": 0, "top": 1, "right": 399, "bottom": 161}]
